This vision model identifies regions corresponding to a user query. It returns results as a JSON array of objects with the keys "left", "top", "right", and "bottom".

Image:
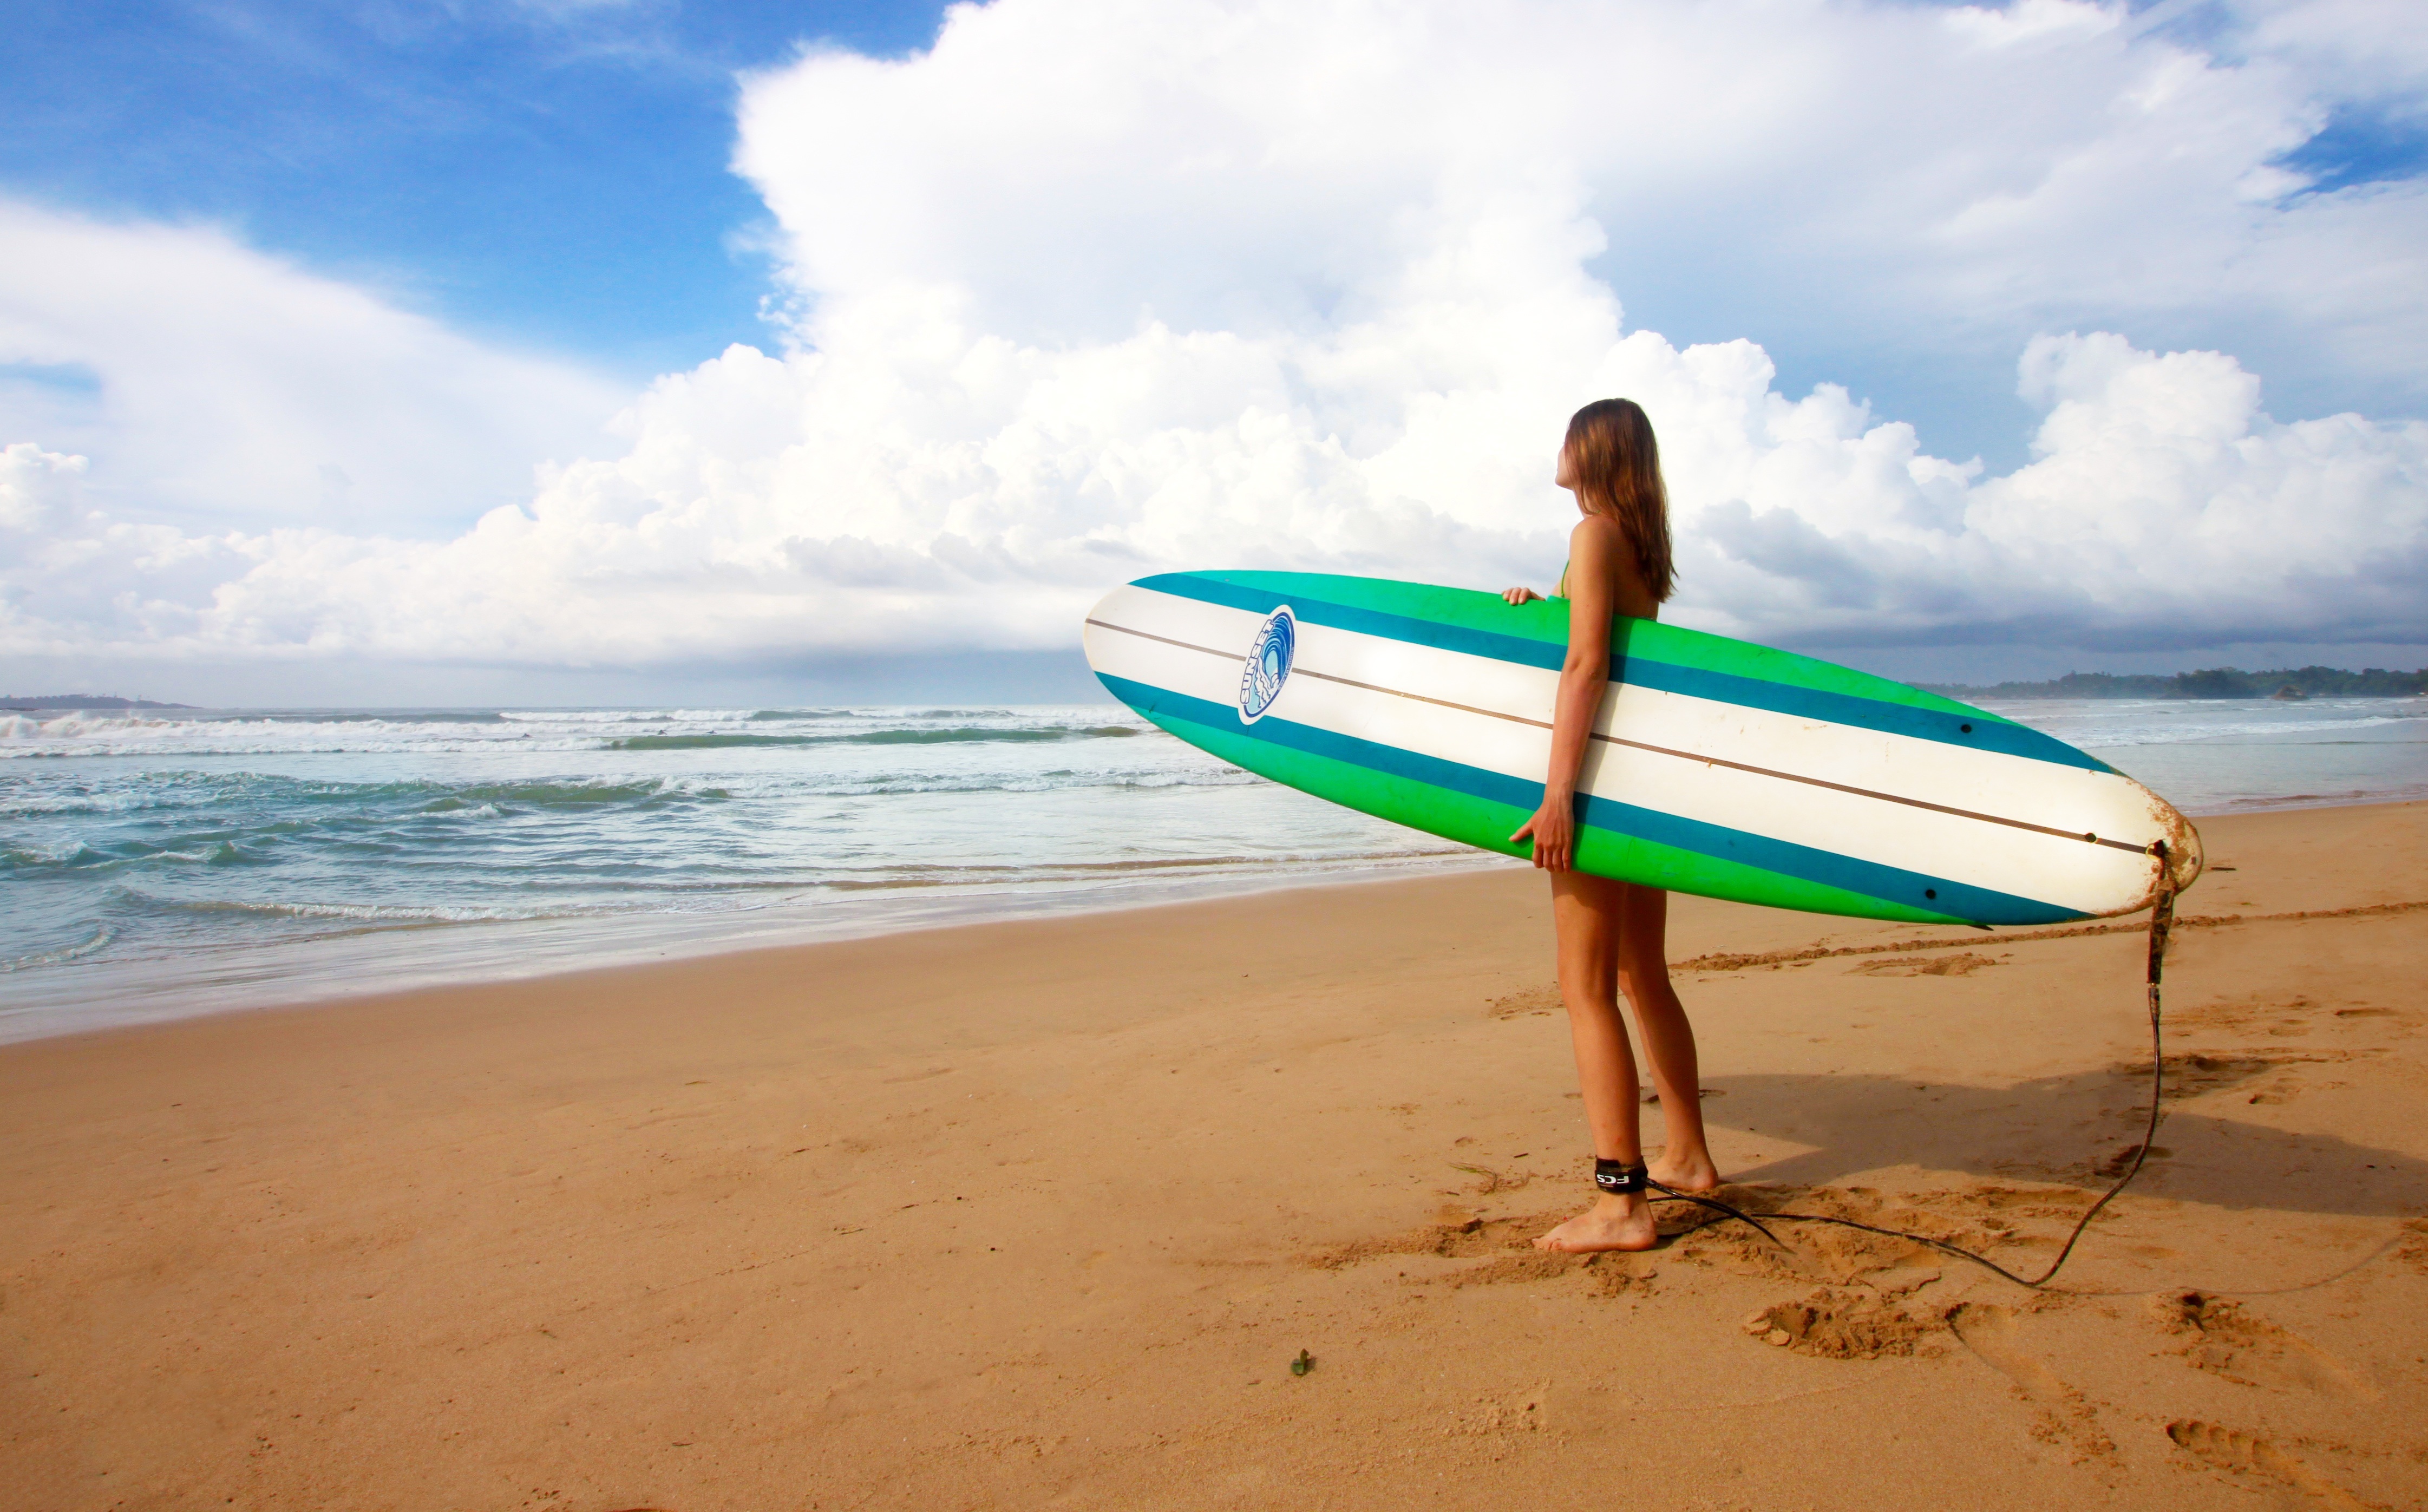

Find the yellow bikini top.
[{"left": 1554, "top": 560, "right": 1570, "bottom": 599}]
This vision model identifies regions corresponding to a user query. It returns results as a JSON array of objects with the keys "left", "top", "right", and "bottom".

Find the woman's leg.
[
  {"left": 1613, "top": 885, "right": 1719, "bottom": 1191},
  {"left": 1534, "top": 870, "right": 1658, "bottom": 1252},
  {"left": 1553, "top": 870, "right": 1639, "bottom": 1161}
]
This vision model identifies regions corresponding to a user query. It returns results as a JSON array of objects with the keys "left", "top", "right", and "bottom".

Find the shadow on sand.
[{"left": 1704, "top": 1058, "right": 2428, "bottom": 1219}]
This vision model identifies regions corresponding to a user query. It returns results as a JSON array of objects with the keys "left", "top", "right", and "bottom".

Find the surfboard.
[{"left": 1082, "top": 571, "right": 2202, "bottom": 927}]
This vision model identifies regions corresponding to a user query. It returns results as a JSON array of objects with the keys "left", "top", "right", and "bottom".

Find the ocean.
[{"left": 5, "top": 695, "right": 2424, "bottom": 1040}]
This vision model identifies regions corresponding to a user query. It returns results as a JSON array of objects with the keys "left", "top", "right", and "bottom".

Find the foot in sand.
[
  {"left": 1533, "top": 1193, "right": 1658, "bottom": 1253},
  {"left": 1648, "top": 1149, "right": 1722, "bottom": 1192}
]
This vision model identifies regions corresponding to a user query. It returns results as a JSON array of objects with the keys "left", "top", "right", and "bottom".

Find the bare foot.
[
  {"left": 1533, "top": 1193, "right": 1658, "bottom": 1253},
  {"left": 1648, "top": 1148, "right": 1722, "bottom": 1192}
]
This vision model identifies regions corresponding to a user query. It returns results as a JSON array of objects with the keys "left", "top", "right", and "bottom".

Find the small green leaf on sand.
[{"left": 1290, "top": 1349, "right": 1314, "bottom": 1377}]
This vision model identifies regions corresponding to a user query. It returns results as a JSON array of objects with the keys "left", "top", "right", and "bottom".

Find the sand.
[{"left": 5, "top": 800, "right": 2426, "bottom": 1511}]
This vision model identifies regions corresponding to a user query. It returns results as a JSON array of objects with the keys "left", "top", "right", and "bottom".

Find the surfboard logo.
[{"left": 1238, "top": 606, "right": 1297, "bottom": 724}]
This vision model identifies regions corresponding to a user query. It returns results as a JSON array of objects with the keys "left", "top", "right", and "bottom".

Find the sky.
[{"left": 3, "top": 0, "right": 2425, "bottom": 705}]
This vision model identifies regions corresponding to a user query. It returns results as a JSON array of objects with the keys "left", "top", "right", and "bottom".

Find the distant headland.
[
  {"left": 1, "top": 695, "right": 193, "bottom": 711},
  {"left": 1921, "top": 666, "right": 2428, "bottom": 701}
]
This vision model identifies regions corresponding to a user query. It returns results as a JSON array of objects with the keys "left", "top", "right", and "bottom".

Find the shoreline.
[
  {"left": 10, "top": 788, "right": 2424, "bottom": 1047},
  {"left": 5, "top": 799, "right": 2424, "bottom": 1508},
  {"left": 9, "top": 690, "right": 2420, "bottom": 1045},
  {"left": 0, "top": 846, "right": 1508, "bottom": 1046}
]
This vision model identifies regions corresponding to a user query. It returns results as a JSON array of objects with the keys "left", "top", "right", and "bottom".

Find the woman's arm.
[{"left": 1510, "top": 518, "right": 1624, "bottom": 869}]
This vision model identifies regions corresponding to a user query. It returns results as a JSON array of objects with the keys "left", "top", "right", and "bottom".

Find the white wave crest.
[
  {"left": 2, "top": 924, "right": 116, "bottom": 973},
  {"left": 163, "top": 896, "right": 602, "bottom": 925}
]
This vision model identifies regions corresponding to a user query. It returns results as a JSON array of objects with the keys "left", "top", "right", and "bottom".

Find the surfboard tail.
[{"left": 2151, "top": 798, "right": 2206, "bottom": 904}]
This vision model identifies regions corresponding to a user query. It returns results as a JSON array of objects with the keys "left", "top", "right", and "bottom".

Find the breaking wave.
[{"left": 609, "top": 724, "right": 1141, "bottom": 751}]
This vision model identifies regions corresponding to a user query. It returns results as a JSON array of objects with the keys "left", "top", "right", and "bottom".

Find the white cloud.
[
  {"left": 0, "top": 442, "right": 86, "bottom": 534},
  {"left": 3, "top": 0, "right": 2423, "bottom": 676},
  {"left": 0, "top": 201, "right": 624, "bottom": 534},
  {"left": 738, "top": 0, "right": 2427, "bottom": 408},
  {"left": 2234, "top": 0, "right": 2428, "bottom": 106}
]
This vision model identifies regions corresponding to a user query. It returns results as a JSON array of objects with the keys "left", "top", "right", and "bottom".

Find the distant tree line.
[
  {"left": 1921, "top": 666, "right": 2428, "bottom": 700},
  {"left": 0, "top": 695, "right": 188, "bottom": 710}
]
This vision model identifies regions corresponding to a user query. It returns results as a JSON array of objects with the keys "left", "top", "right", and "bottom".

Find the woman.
[{"left": 1502, "top": 399, "right": 1720, "bottom": 1253}]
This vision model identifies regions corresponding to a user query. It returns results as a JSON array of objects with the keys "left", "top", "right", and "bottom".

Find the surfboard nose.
[
  {"left": 1082, "top": 584, "right": 1175, "bottom": 683},
  {"left": 1079, "top": 587, "right": 1123, "bottom": 677}
]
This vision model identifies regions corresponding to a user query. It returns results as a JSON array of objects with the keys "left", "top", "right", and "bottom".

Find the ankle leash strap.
[{"left": 1593, "top": 1158, "right": 1650, "bottom": 1195}]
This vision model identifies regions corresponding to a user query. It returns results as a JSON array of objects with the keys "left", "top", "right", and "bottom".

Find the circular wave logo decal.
[{"left": 1238, "top": 606, "right": 1296, "bottom": 724}]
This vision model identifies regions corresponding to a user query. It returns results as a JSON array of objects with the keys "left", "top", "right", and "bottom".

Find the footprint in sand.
[
  {"left": 1844, "top": 952, "right": 2001, "bottom": 977},
  {"left": 1485, "top": 986, "right": 1561, "bottom": 1018},
  {"left": 1740, "top": 1288, "right": 1943, "bottom": 1359},
  {"left": 1947, "top": 1302, "right": 2113, "bottom": 1457},
  {"left": 1304, "top": 1211, "right": 1654, "bottom": 1297},
  {"left": 2092, "top": 1143, "right": 2172, "bottom": 1179},
  {"left": 2178, "top": 992, "right": 2329, "bottom": 1039},
  {"left": 2399, "top": 1219, "right": 2428, "bottom": 1275},
  {"left": 2166, "top": 1420, "right": 2378, "bottom": 1511},
  {"left": 2148, "top": 1291, "right": 2378, "bottom": 1400}
]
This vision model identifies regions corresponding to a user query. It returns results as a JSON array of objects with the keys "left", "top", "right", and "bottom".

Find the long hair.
[{"left": 1564, "top": 398, "right": 1674, "bottom": 604}]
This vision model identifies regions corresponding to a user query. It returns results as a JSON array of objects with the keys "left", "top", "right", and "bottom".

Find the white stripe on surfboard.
[
  {"left": 1087, "top": 609, "right": 2153, "bottom": 915},
  {"left": 1092, "top": 616, "right": 2157, "bottom": 917},
  {"left": 1083, "top": 583, "right": 2154, "bottom": 846},
  {"left": 1084, "top": 586, "right": 2169, "bottom": 915},
  {"left": 1291, "top": 657, "right": 2144, "bottom": 854}
]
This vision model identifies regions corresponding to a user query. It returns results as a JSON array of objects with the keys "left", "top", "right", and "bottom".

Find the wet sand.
[{"left": 5, "top": 801, "right": 2426, "bottom": 1509}]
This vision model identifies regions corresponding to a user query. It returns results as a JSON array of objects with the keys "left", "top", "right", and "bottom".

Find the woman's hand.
[
  {"left": 1501, "top": 586, "right": 1543, "bottom": 605},
  {"left": 1511, "top": 788, "right": 1577, "bottom": 871}
]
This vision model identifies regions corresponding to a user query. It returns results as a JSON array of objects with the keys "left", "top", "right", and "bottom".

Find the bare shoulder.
[
  {"left": 1567, "top": 513, "right": 1655, "bottom": 618},
  {"left": 1566, "top": 514, "right": 1629, "bottom": 570}
]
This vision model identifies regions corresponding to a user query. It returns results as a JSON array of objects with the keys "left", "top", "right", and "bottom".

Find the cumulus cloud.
[
  {"left": 2, "top": 0, "right": 2423, "bottom": 673},
  {"left": 0, "top": 201, "right": 625, "bottom": 534},
  {"left": 738, "top": 0, "right": 2428, "bottom": 412}
]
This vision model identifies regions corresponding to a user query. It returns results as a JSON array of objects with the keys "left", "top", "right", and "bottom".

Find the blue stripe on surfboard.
[
  {"left": 1138, "top": 572, "right": 1574, "bottom": 670},
  {"left": 1134, "top": 572, "right": 2110, "bottom": 774},
  {"left": 1097, "top": 670, "right": 2088, "bottom": 927}
]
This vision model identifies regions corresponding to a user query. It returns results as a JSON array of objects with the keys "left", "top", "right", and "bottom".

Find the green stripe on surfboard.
[
  {"left": 1193, "top": 570, "right": 2017, "bottom": 726},
  {"left": 1155, "top": 709, "right": 1974, "bottom": 927}
]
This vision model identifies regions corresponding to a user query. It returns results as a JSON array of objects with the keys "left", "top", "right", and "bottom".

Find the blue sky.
[
  {"left": 6, "top": 1, "right": 948, "bottom": 378},
  {"left": 3, "top": 0, "right": 2424, "bottom": 702}
]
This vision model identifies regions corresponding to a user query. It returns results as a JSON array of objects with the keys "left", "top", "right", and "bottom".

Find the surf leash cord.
[{"left": 1643, "top": 847, "right": 2179, "bottom": 1291}]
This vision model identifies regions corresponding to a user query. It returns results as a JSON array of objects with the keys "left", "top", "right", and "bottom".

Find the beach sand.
[{"left": 5, "top": 801, "right": 2426, "bottom": 1510}]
